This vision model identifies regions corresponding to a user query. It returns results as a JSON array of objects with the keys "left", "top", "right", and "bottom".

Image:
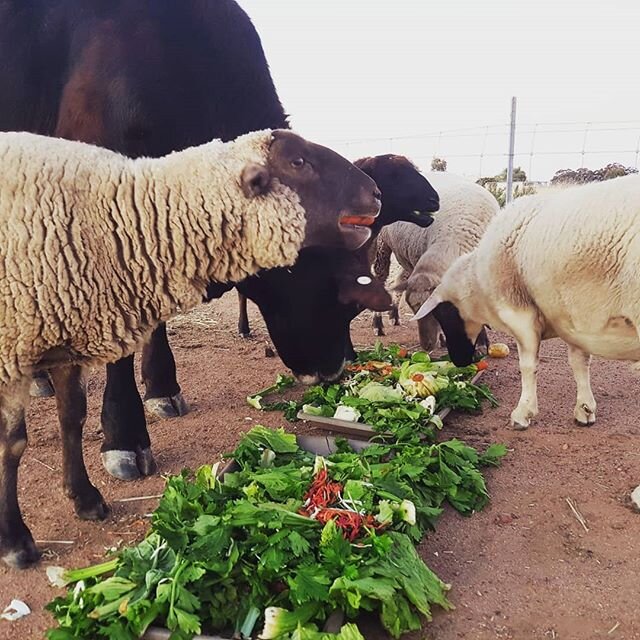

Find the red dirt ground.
[{"left": 0, "top": 292, "right": 638, "bottom": 640}]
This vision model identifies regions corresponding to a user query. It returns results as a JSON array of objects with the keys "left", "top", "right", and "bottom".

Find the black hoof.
[
  {"left": 101, "top": 450, "right": 141, "bottom": 481},
  {"left": 144, "top": 393, "right": 189, "bottom": 419},
  {"left": 73, "top": 489, "right": 110, "bottom": 521},
  {"left": 2, "top": 536, "right": 41, "bottom": 569},
  {"left": 30, "top": 377, "right": 55, "bottom": 398},
  {"left": 239, "top": 331, "right": 252, "bottom": 339}
]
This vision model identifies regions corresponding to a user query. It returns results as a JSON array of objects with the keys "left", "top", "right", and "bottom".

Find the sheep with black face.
[{"left": 0, "top": 128, "right": 381, "bottom": 568}]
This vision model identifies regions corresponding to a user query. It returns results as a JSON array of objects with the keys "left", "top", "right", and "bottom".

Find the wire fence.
[{"left": 327, "top": 120, "right": 640, "bottom": 183}]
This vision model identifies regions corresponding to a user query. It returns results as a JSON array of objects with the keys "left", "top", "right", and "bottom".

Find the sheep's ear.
[
  {"left": 411, "top": 290, "right": 443, "bottom": 321},
  {"left": 241, "top": 163, "right": 271, "bottom": 197}
]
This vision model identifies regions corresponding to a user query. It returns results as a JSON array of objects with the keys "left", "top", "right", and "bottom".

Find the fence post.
[{"left": 506, "top": 96, "right": 517, "bottom": 204}]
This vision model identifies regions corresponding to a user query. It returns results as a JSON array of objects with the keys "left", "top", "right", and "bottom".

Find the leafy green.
[
  {"left": 248, "top": 344, "right": 498, "bottom": 439},
  {"left": 47, "top": 425, "right": 505, "bottom": 640},
  {"left": 246, "top": 374, "right": 296, "bottom": 410}
]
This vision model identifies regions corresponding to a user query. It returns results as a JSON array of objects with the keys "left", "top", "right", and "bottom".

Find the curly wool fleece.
[{"left": 0, "top": 130, "right": 305, "bottom": 382}]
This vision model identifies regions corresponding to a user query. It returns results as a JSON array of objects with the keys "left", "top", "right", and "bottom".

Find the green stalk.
[
  {"left": 239, "top": 605, "right": 261, "bottom": 639},
  {"left": 63, "top": 558, "right": 119, "bottom": 584}
]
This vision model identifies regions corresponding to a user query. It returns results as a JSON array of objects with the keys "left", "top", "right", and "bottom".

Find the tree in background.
[
  {"left": 478, "top": 181, "right": 536, "bottom": 207},
  {"left": 431, "top": 157, "right": 447, "bottom": 172},
  {"left": 551, "top": 162, "right": 638, "bottom": 185},
  {"left": 493, "top": 166, "right": 527, "bottom": 182},
  {"left": 476, "top": 167, "right": 527, "bottom": 187}
]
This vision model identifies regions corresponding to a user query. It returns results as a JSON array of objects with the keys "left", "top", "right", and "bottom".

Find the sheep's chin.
[
  {"left": 296, "top": 373, "right": 321, "bottom": 385},
  {"left": 295, "top": 360, "right": 345, "bottom": 386}
]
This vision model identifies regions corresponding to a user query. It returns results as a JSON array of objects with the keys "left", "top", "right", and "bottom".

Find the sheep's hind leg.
[
  {"left": 141, "top": 323, "right": 189, "bottom": 419},
  {"left": 51, "top": 366, "right": 109, "bottom": 520},
  {"left": 29, "top": 369, "right": 55, "bottom": 398},
  {"left": 101, "top": 356, "right": 156, "bottom": 480},
  {"left": 237, "top": 292, "right": 252, "bottom": 338},
  {"left": 0, "top": 378, "right": 40, "bottom": 569},
  {"left": 567, "top": 344, "right": 596, "bottom": 426}
]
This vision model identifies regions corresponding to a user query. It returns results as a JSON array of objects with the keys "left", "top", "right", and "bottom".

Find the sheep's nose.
[{"left": 373, "top": 188, "right": 382, "bottom": 202}]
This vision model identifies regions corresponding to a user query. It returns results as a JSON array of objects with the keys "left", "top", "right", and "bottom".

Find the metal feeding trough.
[
  {"left": 296, "top": 370, "right": 485, "bottom": 438},
  {"left": 142, "top": 435, "right": 371, "bottom": 640}
]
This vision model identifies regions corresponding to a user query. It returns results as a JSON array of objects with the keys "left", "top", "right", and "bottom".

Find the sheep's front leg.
[
  {"left": 567, "top": 344, "right": 596, "bottom": 425},
  {"left": 372, "top": 312, "right": 385, "bottom": 336},
  {"left": 51, "top": 366, "right": 109, "bottom": 520},
  {"left": 101, "top": 356, "right": 156, "bottom": 480},
  {"left": 141, "top": 323, "right": 188, "bottom": 419},
  {"left": 502, "top": 309, "right": 541, "bottom": 429},
  {"left": 0, "top": 379, "right": 40, "bottom": 569}
]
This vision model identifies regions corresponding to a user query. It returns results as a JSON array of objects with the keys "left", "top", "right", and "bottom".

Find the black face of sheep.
[
  {"left": 265, "top": 131, "right": 382, "bottom": 251},
  {"left": 354, "top": 154, "right": 439, "bottom": 230},
  {"left": 236, "top": 248, "right": 392, "bottom": 383}
]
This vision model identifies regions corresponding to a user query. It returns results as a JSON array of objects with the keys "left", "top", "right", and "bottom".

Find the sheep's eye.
[{"left": 291, "top": 157, "right": 305, "bottom": 168}]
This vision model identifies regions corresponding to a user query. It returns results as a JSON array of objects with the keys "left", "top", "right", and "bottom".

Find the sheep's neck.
[
  {"left": 122, "top": 173, "right": 231, "bottom": 320},
  {"left": 115, "top": 141, "right": 305, "bottom": 329}
]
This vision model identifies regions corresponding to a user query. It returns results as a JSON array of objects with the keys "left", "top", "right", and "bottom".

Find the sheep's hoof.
[
  {"left": 136, "top": 446, "right": 157, "bottom": 476},
  {"left": 73, "top": 488, "right": 110, "bottom": 521},
  {"left": 101, "top": 450, "right": 141, "bottom": 481},
  {"left": 239, "top": 331, "right": 252, "bottom": 339},
  {"left": 101, "top": 448, "right": 156, "bottom": 480},
  {"left": 30, "top": 377, "right": 55, "bottom": 398},
  {"left": 510, "top": 412, "right": 532, "bottom": 430},
  {"left": 574, "top": 403, "right": 596, "bottom": 426},
  {"left": 2, "top": 537, "right": 41, "bottom": 570},
  {"left": 144, "top": 393, "right": 189, "bottom": 419}
]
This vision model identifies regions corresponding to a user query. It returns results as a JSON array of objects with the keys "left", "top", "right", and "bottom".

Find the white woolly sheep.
[
  {"left": 0, "top": 128, "right": 382, "bottom": 568},
  {"left": 413, "top": 174, "right": 640, "bottom": 430},
  {"left": 373, "top": 172, "right": 499, "bottom": 349}
]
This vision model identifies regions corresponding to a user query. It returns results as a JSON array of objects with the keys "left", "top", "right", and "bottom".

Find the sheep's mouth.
[
  {"left": 339, "top": 214, "right": 377, "bottom": 227},
  {"left": 404, "top": 208, "right": 437, "bottom": 229},
  {"left": 337, "top": 214, "right": 377, "bottom": 250}
]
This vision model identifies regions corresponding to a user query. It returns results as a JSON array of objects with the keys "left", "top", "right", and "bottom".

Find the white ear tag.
[{"left": 357, "top": 276, "right": 372, "bottom": 285}]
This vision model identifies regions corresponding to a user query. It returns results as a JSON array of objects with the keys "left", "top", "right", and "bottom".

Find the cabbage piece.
[
  {"left": 357, "top": 381, "right": 404, "bottom": 403},
  {"left": 333, "top": 405, "right": 362, "bottom": 422}
]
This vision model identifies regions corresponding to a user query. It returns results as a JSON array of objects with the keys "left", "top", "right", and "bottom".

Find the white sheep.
[
  {"left": 373, "top": 172, "right": 499, "bottom": 349},
  {"left": 0, "top": 128, "right": 381, "bottom": 568},
  {"left": 413, "top": 174, "right": 640, "bottom": 429}
]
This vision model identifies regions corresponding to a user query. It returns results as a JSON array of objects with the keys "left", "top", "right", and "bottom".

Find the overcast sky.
[{"left": 237, "top": 0, "right": 640, "bottom": 180}]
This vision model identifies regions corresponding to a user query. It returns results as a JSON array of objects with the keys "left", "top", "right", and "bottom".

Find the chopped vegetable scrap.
[
  {"left": 488, "top": 343, "right": 510, "bottom": 358},
  {"left": 299, "top": 466, "right": 380, "bottom": 542},
  {"left": 248, "top": 343, "right": 498, "bottom": 439}
]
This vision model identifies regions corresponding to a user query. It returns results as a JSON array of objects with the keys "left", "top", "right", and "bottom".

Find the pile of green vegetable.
[
  {"left": 46, "top": 425, "right": 505, "bottom": 640},
  {"left": 247, "top": 344, "right": 497, "bottom": 440}
]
